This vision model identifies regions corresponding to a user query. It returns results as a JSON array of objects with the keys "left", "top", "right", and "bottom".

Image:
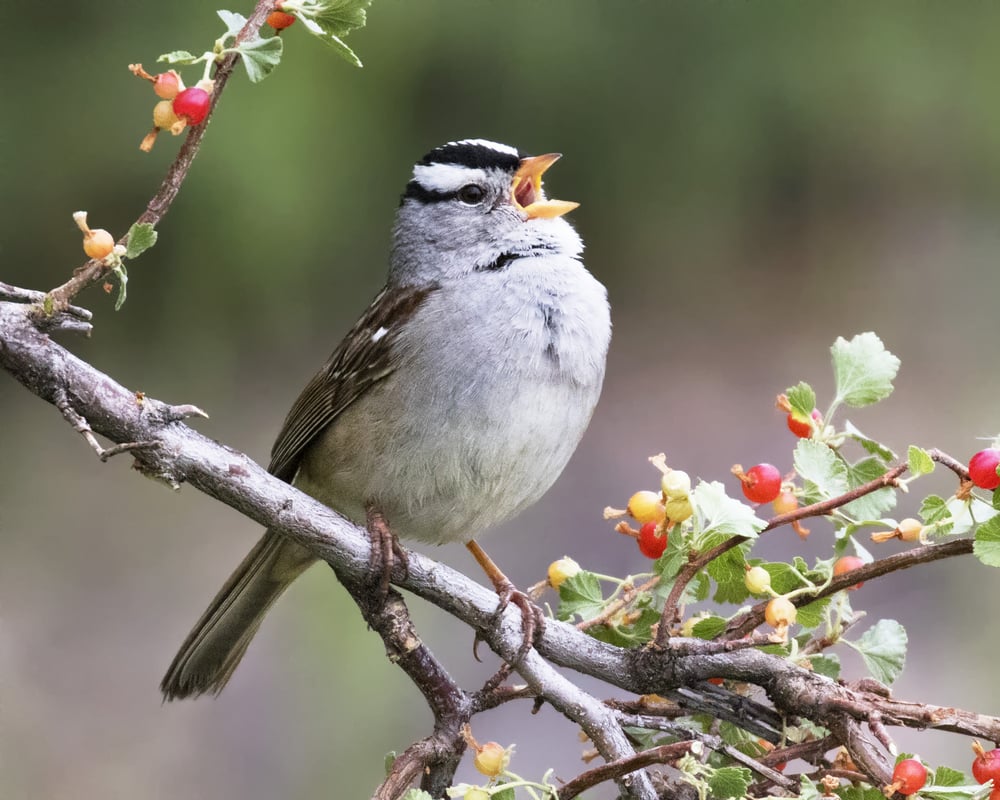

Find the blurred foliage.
[{"left": 4, "top": 2, "right": 1000, "bottom": 798}]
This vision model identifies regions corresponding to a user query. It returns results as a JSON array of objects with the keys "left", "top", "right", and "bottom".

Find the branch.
[
  {"left": 5, "top": 297, "right": 1000, "bottom": 797},
  {"left": 45, "top": 0, "right": 274, "bottom": 311}
]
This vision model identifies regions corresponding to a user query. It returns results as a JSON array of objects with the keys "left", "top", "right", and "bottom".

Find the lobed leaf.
[{"left": 831, "top": 332, "right": 900, "bottom": 408}]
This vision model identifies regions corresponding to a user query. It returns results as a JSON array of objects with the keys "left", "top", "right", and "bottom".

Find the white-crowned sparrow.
[{"left": 161, "top": 139, "right": 612, "bottom": 699}]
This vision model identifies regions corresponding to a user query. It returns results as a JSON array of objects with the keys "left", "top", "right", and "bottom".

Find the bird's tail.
[{"left": 160, "top": 531, "right": 315, "bottom": 700}]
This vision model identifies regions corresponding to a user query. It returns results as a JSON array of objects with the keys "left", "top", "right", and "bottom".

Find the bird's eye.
[{"left": 457, "top": 184, "right": 486, "bottom": 205}]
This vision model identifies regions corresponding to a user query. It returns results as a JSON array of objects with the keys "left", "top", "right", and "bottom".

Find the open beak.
[{"left": 511, "top": 153, "right": 579, "bottom": 219}]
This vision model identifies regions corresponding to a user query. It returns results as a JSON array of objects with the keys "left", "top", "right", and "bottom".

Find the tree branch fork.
[{"left": 2, "top": 293, "right": 997, "bottom": 799}]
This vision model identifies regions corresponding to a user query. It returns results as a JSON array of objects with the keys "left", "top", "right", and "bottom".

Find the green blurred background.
[{"left": 3, "top": 2, "right": 1000, "bottom": 797}]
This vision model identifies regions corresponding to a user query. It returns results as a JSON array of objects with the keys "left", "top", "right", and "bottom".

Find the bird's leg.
[
  {"left": 365, "top": 505, "right": 409, "bottom": 603},
  {"left": 466, "top": 540, "right": 545, "bottom": 665}
]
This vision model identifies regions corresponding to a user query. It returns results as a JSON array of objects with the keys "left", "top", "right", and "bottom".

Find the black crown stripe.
[{"left": 418, "top": 142, "right": 522, "bottom": 172}]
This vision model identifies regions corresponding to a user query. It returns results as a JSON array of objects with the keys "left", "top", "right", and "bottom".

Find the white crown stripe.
[
  {"left": 412, "top": 164, "right": 490, "bottom": 193},
  {"left": 447, "top": 138, "right": 519, "bottom": 156}
]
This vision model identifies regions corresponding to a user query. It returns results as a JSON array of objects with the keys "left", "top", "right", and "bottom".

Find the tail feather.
[{"left": 160, "top": 531, "right": 315, "bottom": 700}]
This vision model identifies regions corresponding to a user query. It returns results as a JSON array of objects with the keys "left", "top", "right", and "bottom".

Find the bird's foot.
[{"left": 365, "top": 506, "right": 408, "bottom": 605}]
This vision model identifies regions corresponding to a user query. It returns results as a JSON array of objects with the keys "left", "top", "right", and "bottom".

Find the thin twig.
[
  {"left": 44, "top": 0, "right": 275, "bottom": 311},
  {"left": 655, "top": 462, "right": 910, "bottom": 646}
]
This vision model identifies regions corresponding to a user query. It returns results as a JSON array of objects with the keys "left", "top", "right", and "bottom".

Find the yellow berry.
[
  {"left": 744, "top": 566, "right": 771, "bottom": 595},
  {"left": 772, "top": 490, "right": 798, "bottom": 516},
  {"left": 627, "top": 490, "right": 666, "bottom": 524},
  {"left": 153, "top": 99, "right": 181, "bottom": 130},
  {"left": 464, "top": 790, "right": 490, "bottom": 800},
  {"left": 663, "top": 495, "right": 693, "bottom": 523},
  {"left": 473, "top": 741, "right": 510, "bottom": 777},
  {"left": 898, "top": 518, "right": 923, "bottom": 542},
  {"left": 765, "top": 596, "right": 797, "bottom": 628},
  {"left": 83, "top": 228, "right": 115, "bottom": 259},
  {"left": 547, "top": 556, "right": 580, "bottom": 589},
  {"left": 661, "top": 469, "right": 691, "bottom": 499}
]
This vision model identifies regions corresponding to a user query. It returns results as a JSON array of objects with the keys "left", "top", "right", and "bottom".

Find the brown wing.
[{"left": 267, "top": 284, "right": 437, "bottom": 482}]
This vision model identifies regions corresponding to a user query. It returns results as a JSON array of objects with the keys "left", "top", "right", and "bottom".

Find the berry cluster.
[
  {"left": 605, "top": 461, "right": 693, "bottom": 560},
  {"left": 130, "top": 64, "right": 214, "bottom": 152}
]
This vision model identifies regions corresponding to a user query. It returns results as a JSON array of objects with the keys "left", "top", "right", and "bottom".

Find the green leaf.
[
  {"left": 831, "top": 332, "right": 901, "bottom": 408},
  {"left": 492, "top": 788, "right": 516, "bottom": 800},
  {"left": 908, "top": 445, "right": 935, "bottom": 477},
  {"left": 556, "top": 571, "right": 604, "bottom": 622},
  {"left": 786, "top": 381, "right": 817, "bottom": 419},
  {"left": 217, "top": 9, "right": 248, "bottom": 38},
  {"left": 843, "top": 456, "right": 897, "bottom": 520},
  {"left": 691, "top": 615, "right": 727, "bottom": 640},
  {"left": 125, "top": 222, "right": 157, "bottom": 259},
  {"left": 932, "top": 766, "right": 971, "bottom": 788},
  {"left": 919, "top": 494, "right": 953, "bottom": 534},
  {"left": 809, "top": 653, "right": 841, "bottom": 679},
  {"left": 707, "top": 767, "right": 752, "bottom": 799},
  {"left": 286, "top": 0, "right": 373, "bottom": 67},
  {"left": 158, "top": 50, "right": 202, "bottom": 65},
  {"left": 838, "top": 786, "right": 889, "bottom": 800},
  {"left": 112, "top": 263, "right": 128, "bottom": 311},
  {"left": 400, "top": 790, "right": 434, "bottom": 800},
  {"left": 655, "top": 526, "right": 689, "bottom": 582},
  {"left": 692, "top": 480, "right": 766, "bottom": 540},
  {"left": 705, "top": 543, "right": 751, "bottom": 604},
  {"left": 973, "top": 514, "right": 1000, "bottom": 567},
  {"left": 843, "top": 420, "right": 897, "bottom": 462},
  {"left": 794, "top": 438, "right": 849, "bottom": 498},
  {"left": 799, "top": 775, "right": 823, "bottom": 800},
  {"left": 796, "top": 596, "right": 831, "bottom": 630},
  {"left": 845, "top": 619, "right": 907, "bottom": 684},
  {"left": 237, "top": 35, "right": 283, "bottom": 83}
]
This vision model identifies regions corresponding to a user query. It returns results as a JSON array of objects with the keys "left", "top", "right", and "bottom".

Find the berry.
[
  {"left": 897, "top": 518, "right": 923, "bottom": 542},
  {"left": 83, "top": 228, "right": 115, "bottom": 259},
  {"left": 833, "top": 555, "right": 865, "bottom": 590},
  {"left": 547, "top": 557, "right": 580, "bottom": 589},
  {"left": 473, "top": 742, "right": 509, "bottom": 777},
  {"left": 664, "top": 495, "right": 693, "bottom": 523},
  {"left": 153, "top": 99, "right": 181, "bottom": 130},
  {"left": 739, "top": 463, "right": 782, "bottom": 504},
  {"left": 153, "top": 70, "right": 182, "bottom": 99},
  {"left": 73, "top": 211, "right": 115, "bottom": 260},
  {"left": 787, "top": 409, "right": 822, "bottom": 438},
  {"left": 661, "top": 469, "right": 691, "bottom": 499},
  {"left": 267, "top": 9, "right": 297, "bottom": 29},
  {"left": 744, "top": 565, "right": 772, "bottom": 595},
  {"left": 627, "top": 490, "right": 666, "bottom": 524},
  {"left": 173, "top": 87, "right": 211, "bottom": 126},
  {"left": 772, "top": 489, "right": 798, "bottom": 516},
  {"left": 969, "top": 448, "right": 1000, "bottom": 490},
  {"left": 637, "top": 521, "right": 667, "bottom": 559},
  {"left": 891, "top": 759, "right": 927, "bottom": 795},
  {"left": 464, "top": 790, "right": 490, "bottom": 800},
  {"left": 972, "top": 741, "right": 1000, "bottom": 785},
  {"left": 764, "top": 596, "right": 796, "bottom": 628}
]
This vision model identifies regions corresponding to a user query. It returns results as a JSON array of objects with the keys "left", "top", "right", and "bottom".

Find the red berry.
[
  {"left": 972, "top": 742, "right": 1000, "bottom": 785},
  {"left": 173, "top": 87, "right": 211, "bottom": 125},
  {"left": 740, "top": 463, "right": 782, "bottom": 504},
  {"left": 892, "top": 759, "right": 927, "bottom": 795},
  {"left": 833, "top": 555, "right": 865, "bottom": 590},
  {"left": 969, "top": 448, "right": 1000, "bottom": 490},
  {"left": 267, "top": 9, "right": 296, "bottom": 29},
  {"left": 637, "top": 521, "right": 667, "bottom": 559},
  {"left": 787, "top": 409, "right": 821, "bottom": 438}
]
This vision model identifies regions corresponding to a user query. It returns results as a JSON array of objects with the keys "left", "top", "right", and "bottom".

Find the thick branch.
[{"left": 4, "top": 298, "right": 999, "bottom": 796}]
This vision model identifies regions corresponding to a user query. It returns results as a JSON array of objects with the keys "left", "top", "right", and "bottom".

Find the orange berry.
[
  {"left": 267, "top": 9, "right": 296, "bottom": 29},
  {"left": 772, "top": 490, "right": 798, "bottom": 516}
]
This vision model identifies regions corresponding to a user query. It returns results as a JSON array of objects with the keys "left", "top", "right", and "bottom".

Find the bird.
[{"left": 161, "top": 138, "right": 612, "bottom": 700}]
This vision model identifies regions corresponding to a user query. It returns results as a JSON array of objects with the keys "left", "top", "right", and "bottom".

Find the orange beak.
[{"left": 511, "top": 153, "right": 579, "bottom": 219}]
